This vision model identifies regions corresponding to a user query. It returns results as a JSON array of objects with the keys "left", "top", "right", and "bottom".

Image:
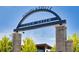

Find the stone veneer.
[
  {"left": 65, "top": 40, "right": 73, "bottom": 52},
  {"left": 13, "top": 32, "right": 21, "bottom": 52},
  {"left": 56, "top": 25, "right": 67, "bottom": 52}
]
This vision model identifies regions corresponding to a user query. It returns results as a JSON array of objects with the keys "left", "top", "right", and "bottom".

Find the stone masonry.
[
  {"left": 13, "top": 32, "right": 21, "bottom": 52},
  {"left": 65, "top": 40, "right": 73, "bottom": 52},
  {"left": 56, "top": 25, "right": 67, "bottom": 52}
]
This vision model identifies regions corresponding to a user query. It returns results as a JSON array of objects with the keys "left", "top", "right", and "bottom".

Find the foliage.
[
  {"left": 21, "top": 38, "right": 37, "bottom": 52},
  {"left": 51, "top": 45, "right": 56, "bottom": 52},
  {"left": 68, "top": 33, "right": 79, "bottom": 52},
  {"left": 0, "top": 36, "right": 13, "bottom": 52}
]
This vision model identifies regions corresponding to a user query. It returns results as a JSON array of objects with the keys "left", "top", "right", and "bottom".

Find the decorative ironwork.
[{"left": 14, "top": 6, "right": 66, "bottom": 32}]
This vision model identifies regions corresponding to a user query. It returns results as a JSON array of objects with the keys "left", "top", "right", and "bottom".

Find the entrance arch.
[
  {"left": 13, "top": 7, "right": 72, "bottom": 52},
  {"left": 14, "top": 7, "right": 66, "bottom": 32}
]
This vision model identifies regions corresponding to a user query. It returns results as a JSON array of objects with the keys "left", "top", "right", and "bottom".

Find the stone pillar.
[
  {"left": 65, "top": 40, "right": 73, "bottom": 52},
  {"left": 13, "top": 32, "right": 21, "bottom": 52},
  {"left": 56, "top": 25, "right": 67, "bottom": 52}
]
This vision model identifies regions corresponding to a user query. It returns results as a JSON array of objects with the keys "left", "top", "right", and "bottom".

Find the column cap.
[
  {"left": 13, "top": 32, "right": 21, "bottom": 34},
  {"left": 55, "top": 24, "right": 66, "bottom": 27}
]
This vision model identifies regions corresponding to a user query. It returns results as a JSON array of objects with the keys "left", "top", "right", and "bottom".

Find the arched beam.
[
  {"left": 14, "top": 7, "right": 66, "bottom": 32},
  {"left": 17, "top": 9, "right": 62, "bottom": 28}
]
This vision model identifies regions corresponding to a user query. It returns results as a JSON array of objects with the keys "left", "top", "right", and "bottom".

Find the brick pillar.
[
  {"left": 65, "top": 40, "right": 73, "bottom": 52},
  {"left": 56, "top": 25, "right": 67, "bottom": 52},
  {"left": 13, "top": 32, "right": 21, "bottom": 52}
]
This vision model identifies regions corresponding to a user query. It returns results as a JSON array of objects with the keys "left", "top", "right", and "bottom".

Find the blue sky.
[{"left": 0, "top": 6, "right": 79, "bottom": 46}]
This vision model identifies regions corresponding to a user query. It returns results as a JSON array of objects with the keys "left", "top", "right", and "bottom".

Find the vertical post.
[
  {"left": 65, "top": 40, "right": 73, "bottom": 52},
  {"left": 56, "top": 25, "right": 67, "bottom": 52},
  {"left": 13, "top": 32, "right": 21, "bottom": 52}
]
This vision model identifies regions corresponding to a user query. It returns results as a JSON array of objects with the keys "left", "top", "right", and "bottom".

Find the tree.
[
  {"left": 76, "top": 43, "right": 79, "bottom": 52},
  {"left": 21, "top": 38, "right": 37, "bottom": 52},
  {"left": 0, "top": 36, "right": 13, "bottom": 52},
  {"left": 68, "top": 33, "right": 79, "bottom": 52},
  {"left": 51, "top": 45, "right": 56, "bottom": 52}
]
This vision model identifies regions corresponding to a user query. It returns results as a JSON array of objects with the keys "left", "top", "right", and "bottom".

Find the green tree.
[
  {"left": 76, "top": 43, "right": 79, "bottom": 52},
  {"left": 21, "top": 38, "right": 37, "bottom": 52},
  {"left": 68, "top": 33, "right": 79, "bottom": 52},
  {"left": 51, "top": 45, "right": 56, "bottom": 52},
  {"left": 0, "top": 36, "right": 12, "bottom": 52}
]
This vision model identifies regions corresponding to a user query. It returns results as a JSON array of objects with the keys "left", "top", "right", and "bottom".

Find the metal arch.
[
  {"left": 14, "top": 7, "right": 66, "bottom": 32},
  {"left": 17, "top": 8, "right": 62, "bottom": 28}
]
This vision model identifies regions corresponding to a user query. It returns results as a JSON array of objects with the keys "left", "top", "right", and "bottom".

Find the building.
[{"left": 36, "top": 44, "right": 52, "bottom": 52}]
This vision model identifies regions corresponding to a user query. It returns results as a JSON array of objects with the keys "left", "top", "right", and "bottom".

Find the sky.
[{"left": 0, "top": 6, "right": 79, "bottom": 46}]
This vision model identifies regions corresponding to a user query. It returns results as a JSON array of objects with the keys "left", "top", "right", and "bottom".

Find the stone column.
[
  {"left": 13, "top": 32, "right": 21, "bottom": 52},
  {"left": 56, "top": 25, "right": 67, "bottom": 52},
  {"left": 65, "top": 40, "right": 73, "bottom": 52}
]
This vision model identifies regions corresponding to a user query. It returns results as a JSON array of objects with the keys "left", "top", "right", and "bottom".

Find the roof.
[{"left": 36, "top": 43, "right": 52, "bottom": 49}]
